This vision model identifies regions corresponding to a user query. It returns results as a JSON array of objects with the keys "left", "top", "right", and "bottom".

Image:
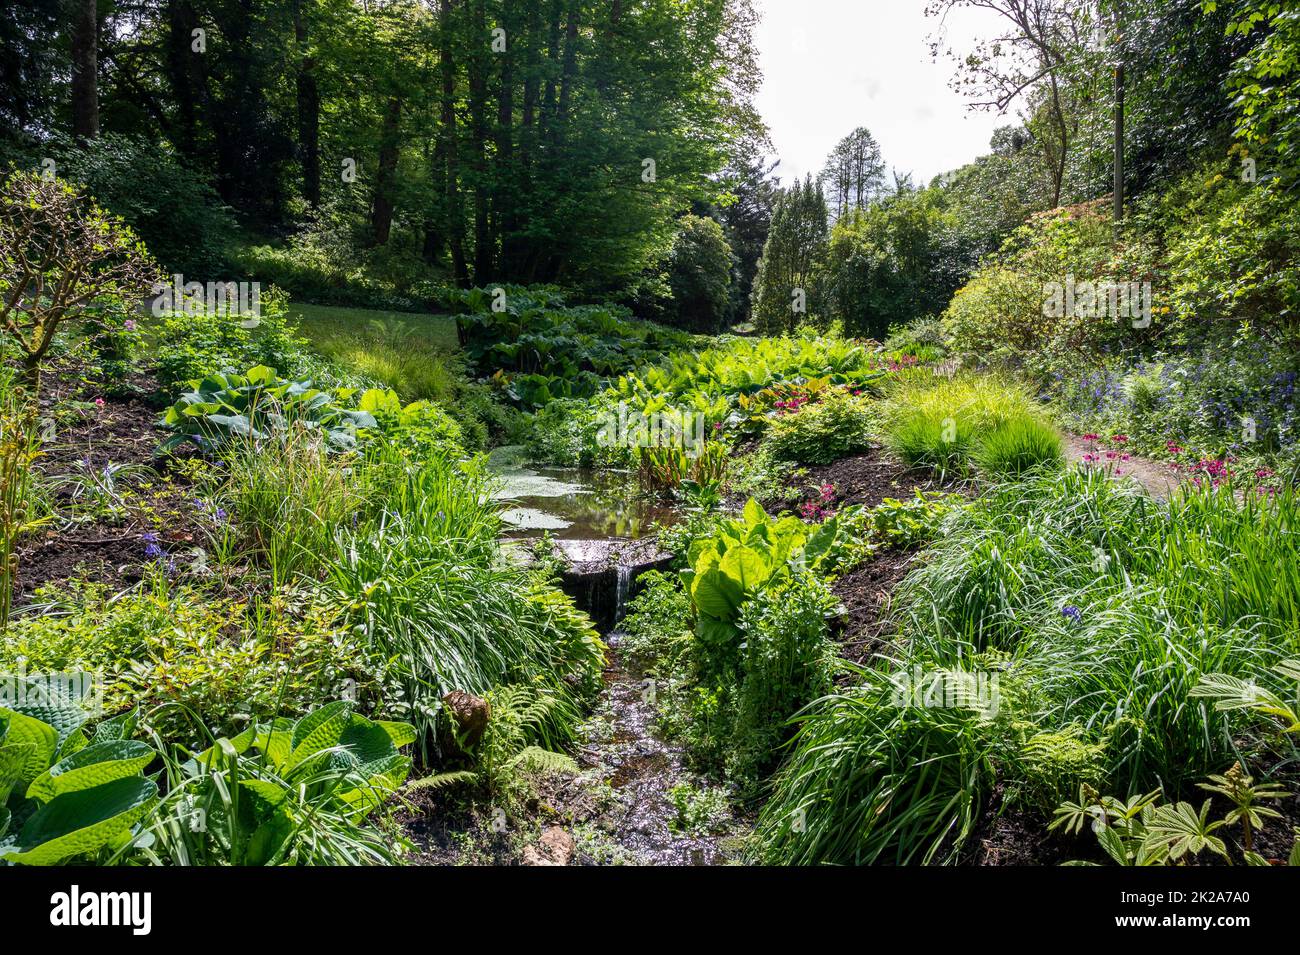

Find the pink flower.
[
  {"left": 94, "top": 397, "right": 105, "bottom": 408},
  {"left": 1112, "top": 434, "right": 1129, "bottom": 444},
  {"left": 1082, "top": 433, "right": 1100, "bottom": 442}
]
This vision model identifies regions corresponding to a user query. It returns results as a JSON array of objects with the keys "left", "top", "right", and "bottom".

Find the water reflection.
[{"left": 493, "top": 467, "right": 682, "bottom": 540}]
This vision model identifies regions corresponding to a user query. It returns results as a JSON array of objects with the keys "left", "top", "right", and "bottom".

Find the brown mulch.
[
  {"left": 802, "top": 447, "right": 944, "bottom": 510},
  {"left": 829, "top": 547, "right": 918, "bottom": 668},
  {"left": 12, "top": 361, "right": 205, "bottom": 602}
]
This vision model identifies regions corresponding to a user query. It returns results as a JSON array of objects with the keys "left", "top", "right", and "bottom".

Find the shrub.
[
  {"left": 0, "top": 171, "right": 158, "bottom": 393},
  {"left": 880, "top": 374, "right": 1057, "bottom": 478},
  {"left": 44, "top": 132, "right": 236, "bottom": 276},
  {"left": 619, "top": 571, "right": 693, "bottom": 675},
  {"left": 666, "top": 214, "right": 734, "bottom": 333},
  {"left": 151, "top": 286, "right": 316, "bottom": 393},
  {"left": 764, "top": 391, "right": 876, "bottom": 465},
  {"left": 0, "top": 581, "right": 374, "bottom": 742},
  {"left": 972, "top": 416, "right": 1064, "bottom": 478},
  {"left": 729, "top": 574, "right": 838, "bottom": 784}
]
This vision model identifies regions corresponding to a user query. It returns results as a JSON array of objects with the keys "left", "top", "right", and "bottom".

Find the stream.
[{"left": 492, "top": 462, "right": 748, "bottom": 865}]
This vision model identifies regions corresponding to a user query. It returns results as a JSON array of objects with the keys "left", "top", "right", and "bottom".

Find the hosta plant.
[
  {"left": 1, "top": 697, "right": 157, "bottom": 866},
  {"left": 159, "top": 365, "right": 376, "bottom": 452},
  {"left": 142, "top": 701, "right": 415, "bottom": 866}
]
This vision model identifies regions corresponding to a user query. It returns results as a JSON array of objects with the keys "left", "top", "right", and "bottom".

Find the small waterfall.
[{"left": 613, "top": 564, "right": 634, "bottom": 626}]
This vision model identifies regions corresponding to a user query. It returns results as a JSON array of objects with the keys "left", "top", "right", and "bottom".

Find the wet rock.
[
  {"left": 522, "top": 827, "right": 574, "bottom": 866},
  {"left": 556, "top": 538, "right": 673, "bottom": 632},
  {"left": 440, "top": 690, "right": 490, "bottom": 755}
]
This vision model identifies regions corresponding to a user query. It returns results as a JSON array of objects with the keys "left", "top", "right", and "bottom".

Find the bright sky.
[{"left": 752, "top": 0, "right": 1013, "bottom": 186}]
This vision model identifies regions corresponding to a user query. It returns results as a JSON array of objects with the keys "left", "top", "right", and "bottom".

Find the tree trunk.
[
  {"left": 494, "top": 0, "right": 517, "bottom": 275},
  {"left": 166, "top": 0, "right": 199, "bottom": 155},
  {"left": 469, "top": 0, "right": 492, "bottom": 280},
  {"left": 371, "top": 97, "right": 402, "bottom": 246},
  {"left": 440, "top": 0, "right": 468, "bottom": 285},
  {"left": 556, "top": 5, "right": 580, "bottom": 129},
  {"left": 70, "top": 0, "right": 99, "bottom": 140},
  {"left": 294, "top": 0, "right": 321, "bottom": 207}
]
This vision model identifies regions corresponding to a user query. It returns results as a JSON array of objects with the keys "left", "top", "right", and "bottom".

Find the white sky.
[{"left": 752, "top": 0, "right": 1013, "bottom": 186}]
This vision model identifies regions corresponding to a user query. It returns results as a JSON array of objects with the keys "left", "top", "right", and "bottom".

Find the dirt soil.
[
  {"left": 14, "top": 360, "right": 204, "bottom": 602},
  {"left": 1061, "top": 433, "right": 1182, "bottom": 499}
]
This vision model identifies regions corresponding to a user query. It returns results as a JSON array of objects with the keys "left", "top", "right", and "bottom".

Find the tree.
[
  {"left": 819, "top": 127, "right": 886, "bottom": 220},
  {"left": 818, "top": 187, "right": 967, "bottom": 339},
  {"left": 0, "top": 172, "right": 157, "bottom": 394},
  {"left": 928, "top": 0, "right": 1092, "bottom": 207},
  {"left": 751, "top": 175, "right": 829, "bottom": 333},
  {"left": 69, "top": 0, "right": 99, "bottom": 140},
  {"left": 667, "top": 214, "right": 734, "bottom": 333},
  {"left": 715, "top": 152, "right": 780, "bottom": 324}
]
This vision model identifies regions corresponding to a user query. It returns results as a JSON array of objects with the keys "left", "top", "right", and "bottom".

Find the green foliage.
[
  {"left": 1053, "top": 761, "right": 1291, "bottom": 865},
  {"left": 476, "top": 683, "right": 581, "bottom": 807},
  {"left": 862, "top": 490, "right": 967, "bottom": 550},
  {"left": 0, "top": 377, "right": 44, "bottom": 628},
  {"left": 324, "top": 450, "right": 603, "bottom": 758},
  {"left": 43, "top": 133, "right": 237, "bottom": 276},
  {"left": 817, "top": 187, "right": 971, "bottom": 341},
  {"left": 144, "top": 702, "right": 414, "bottom": 866},
  {"left": 159, "top": 365, "right": 377, "bottom": 453},
  {"left": 638, "top": 442, "right": 729, "bottom": 496},
  {"left": 452, "top": 286, "right": 694, "bottom": 410},
  {"left": 1215, "top": 0, "right": 1300, "bottom": 172},
  {"left": 1, "top": 704, "right": 157, "bottom": 866},
  {"left": 0, "top": 582, "right": 374, "bottom": 743},
  {"left": 151, "top": 287, "right": 315, "bottom": 393},
  {"left": 752, "top": 672, "right": 994, "bottom": 865},
  {"left": 619, "top": 571, "right": 694, "bottom": 676},
  {"left": 752, "top": 175, "right": 830, "bottom": 334},
  {"left": 728, "top": 574, "right": 838, "bottom": 784},
  {"left": 763, "top": 390, "right": 876, "bottom": 465},
  {"left": 880, "top": 374, "right": 1061, "bottom": 478},
  {"left": 971, "top": 416, "right": 1065, "bottom": 478},
  {"left": 666, "top": 215, "right": 735, "bottom": 333},
  {"left": 222, "top": 425, "right": 365, "bottom": 586}
]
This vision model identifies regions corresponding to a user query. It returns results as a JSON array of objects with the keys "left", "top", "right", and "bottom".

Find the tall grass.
[
  {"left": 224, "top": 426, "right": 362, "bottom": 587},
  {"left": 880, "top": 373, "right": 1063, "bottom": 478},
  {"left": 324, "top": 449, "right": 596, "bottom": 758},
  {"left": 757, "top": 469, "right": 1300, "bottom": 864},
  {"left": 752, "top": 672, "right": 993, "bottom": 866}
]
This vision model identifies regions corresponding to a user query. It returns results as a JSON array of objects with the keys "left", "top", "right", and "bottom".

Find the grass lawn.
[
  {"left": 289, "top": 302, "right": 463, "bottom": 401},
  {"left": 288, "top": 302, "right": 459, "bottom": 351}
]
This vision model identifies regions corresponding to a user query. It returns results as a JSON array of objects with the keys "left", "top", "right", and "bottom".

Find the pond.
[{"left": 492, "top": 466, "right": 682, "bottom": 541}]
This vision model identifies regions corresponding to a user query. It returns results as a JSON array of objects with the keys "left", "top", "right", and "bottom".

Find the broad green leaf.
[
  {"left": 27, "top": 741, "right": 155, "bottom": 803},
  {"left": 1, "top": 776, "right": 157, "bottom": 866},
  {"left": 719, "top": 544, "right": 773, "bottom": 595}
]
